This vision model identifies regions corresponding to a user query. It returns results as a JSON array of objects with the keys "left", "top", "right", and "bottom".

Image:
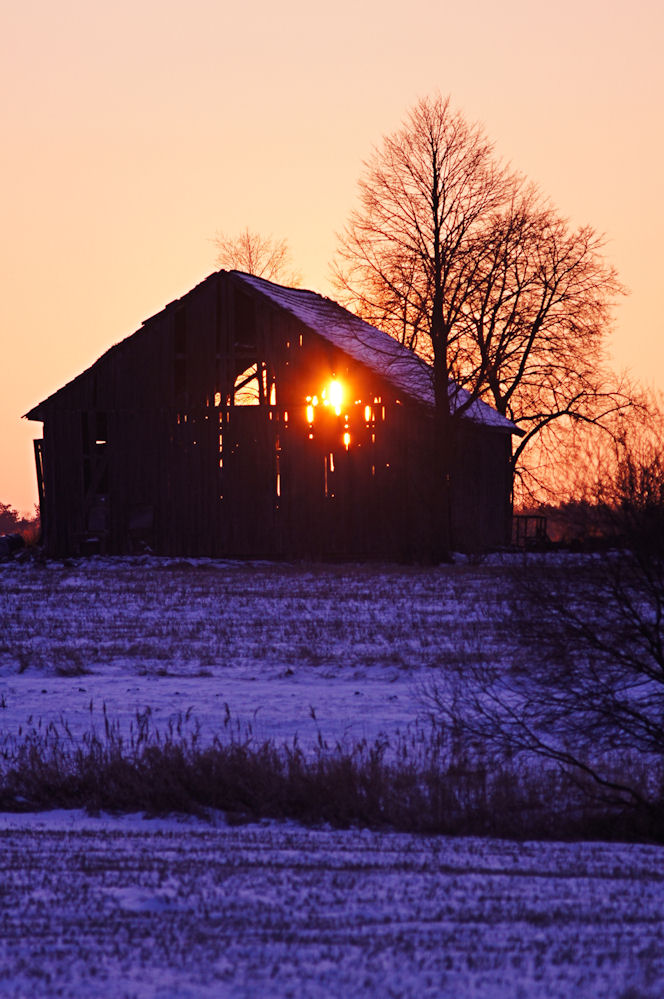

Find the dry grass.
[{"left": 0, "top": 709, "right": 659, "bottom": 841}]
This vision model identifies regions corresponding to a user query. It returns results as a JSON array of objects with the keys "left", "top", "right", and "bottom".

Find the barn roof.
[
  {"left": 25, "top": 269, "right": 521, "bottom": 434},
  {"left": 233, "top": 272, "right": 521, "bottom": 434}
]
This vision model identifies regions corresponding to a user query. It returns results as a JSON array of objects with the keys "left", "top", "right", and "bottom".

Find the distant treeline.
[{"left": 0, "top": 502, "right": 40, "bottom": 544}]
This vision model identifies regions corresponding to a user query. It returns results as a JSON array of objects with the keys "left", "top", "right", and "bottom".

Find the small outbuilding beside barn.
[{"left": 25, "top": 270, "right": 520, "bottom": 559}]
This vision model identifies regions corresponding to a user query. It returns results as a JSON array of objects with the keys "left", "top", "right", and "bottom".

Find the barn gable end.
[{"left": 25, "top": 271, "right": 519, "bottom": 559}]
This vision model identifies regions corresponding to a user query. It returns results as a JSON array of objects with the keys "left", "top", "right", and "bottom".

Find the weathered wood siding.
[{"left": 32, "top": 271, "right": 513, "bottom": 559}]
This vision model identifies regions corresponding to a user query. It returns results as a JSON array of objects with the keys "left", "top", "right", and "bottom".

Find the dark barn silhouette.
[{"left": 25, "top": 271, "right": 521, "bottom": 559}]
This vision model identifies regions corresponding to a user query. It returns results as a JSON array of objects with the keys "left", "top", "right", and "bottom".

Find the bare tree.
[
  {"left": 467, "top": 189, "right": 630, "bottom": 501},
  {"left": 334, "top": 95, "right": 630, "bottom": 511},
  {"left": 335, "top": 95, "right": 514, "bottom": 556},
  {"left": 215, "top": 228, "right": 300, "bottom": 285}
]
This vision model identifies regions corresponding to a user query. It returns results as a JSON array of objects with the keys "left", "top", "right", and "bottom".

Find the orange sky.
[{"left": 2, "top": 0, "right": 662, "bottom": 513}]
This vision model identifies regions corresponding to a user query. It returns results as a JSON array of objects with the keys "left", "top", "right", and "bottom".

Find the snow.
[
  {"left": 0, "top": 554, "right": 663, "bottom": 997},
  {"left": 0, "top": 555, "right": 516, "bottom": 748},
  {"left": 0, "top": 813, "right": 662, "bottom": 998}
]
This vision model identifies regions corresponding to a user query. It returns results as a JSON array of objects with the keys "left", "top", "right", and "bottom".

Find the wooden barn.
[{"left": 25, "top": 270, "right": 521, "bottom": 559}]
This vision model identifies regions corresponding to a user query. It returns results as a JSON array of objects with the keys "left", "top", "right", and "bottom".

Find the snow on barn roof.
[
  {"left": 234, "top": 271, "right": 521, "bottom": 434},
  {"left": 25, "top": 269, "right": 520, "bottom": 436}
]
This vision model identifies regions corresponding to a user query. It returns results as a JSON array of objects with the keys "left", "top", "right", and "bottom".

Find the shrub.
[{"left": 423, "top": 443, "right": 664, "bottom": 842}]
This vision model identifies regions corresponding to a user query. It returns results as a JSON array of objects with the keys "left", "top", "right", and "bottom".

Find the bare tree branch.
[
  {"left": 424, "top": 419, "right": 664, "bottom": 826},
  {"left": 214, "top": 228, "right": 301, "bottom": 286},
  {"left": 334, "top": 94, "right": 631, "bottom": 506}
]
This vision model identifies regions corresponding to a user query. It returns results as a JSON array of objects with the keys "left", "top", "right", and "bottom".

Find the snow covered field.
[
  {"left": 1, "top": 555, "right": 662, "bottom": 998},
  {"left": 0, "top": 812, "right": 662, "bottom": 998},
  {"left": 0, "top": 556, "right": 515, "bottom": 747}
]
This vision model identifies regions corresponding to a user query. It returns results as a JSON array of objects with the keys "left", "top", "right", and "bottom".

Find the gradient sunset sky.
[{"left": 2, "top": 0, "right": 662, "bottom": 513}]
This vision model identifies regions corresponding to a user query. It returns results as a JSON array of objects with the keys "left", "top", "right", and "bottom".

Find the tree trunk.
[{"left": 430, "top": 306, "right": 454, "bottom": 562}]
